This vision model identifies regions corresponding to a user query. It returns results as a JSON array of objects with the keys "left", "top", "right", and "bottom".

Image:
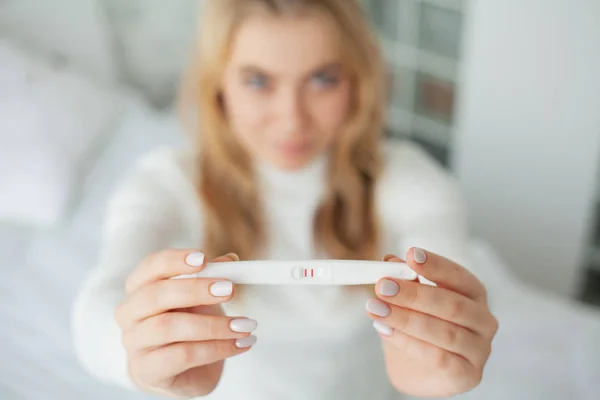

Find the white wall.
[
  {"left": 452, "top": 0, "right": 600, "bottom": 297},
  {"left": 0, "top": 0, "right": 116, "bottom": 83}
]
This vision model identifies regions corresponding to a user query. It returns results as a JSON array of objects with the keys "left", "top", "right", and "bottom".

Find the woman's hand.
[
  {"left": 366, "top": 248, "right": 498, "bottom": 398},
  {"left": 115, "top": 250, "right": 257, "bottom": 399}
]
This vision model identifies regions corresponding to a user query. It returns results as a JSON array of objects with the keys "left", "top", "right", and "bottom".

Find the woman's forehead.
[{"left": 226, "top": 12, "right": 344, "bottom": 77}]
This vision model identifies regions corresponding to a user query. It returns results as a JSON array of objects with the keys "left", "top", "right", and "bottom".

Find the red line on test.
[
  {"left": 311, "top": 269, "right": 314, "bottom": 277},
  {"left": 303, "top": 269, "right": 307, "bottom": 277}
]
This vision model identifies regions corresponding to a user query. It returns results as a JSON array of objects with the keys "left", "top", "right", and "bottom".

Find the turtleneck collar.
[{"left": 255, "top": 152, "right": 329, "bottom": 199}]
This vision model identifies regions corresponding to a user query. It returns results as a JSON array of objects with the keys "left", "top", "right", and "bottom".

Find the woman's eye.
[
  {"left": 312, "top": 72, "right": 338, "bottom": 87},
  {"left": 246, "top": 74, "right": 269, "bottom": 89}
]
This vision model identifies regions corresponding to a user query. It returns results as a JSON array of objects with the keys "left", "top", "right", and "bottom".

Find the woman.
[{"left": 72, "top": 0, "right": 498, "bottom": 399}]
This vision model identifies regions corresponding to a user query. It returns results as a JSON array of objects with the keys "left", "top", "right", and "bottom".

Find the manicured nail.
[
  {"left": 413, "top": 248, "right": 427, "bottom": 264},
  {"left": 373, "top": 320, "right": 393, "bottom": 336},
  {"left": 366, "top": 299, "right": 391, "bottom": 317},
  {"left": 378, "top": 279, "right": 399, "bottom": 296},
  {"left": 236, "top": 335, "right": 257, "bottom": 348},
  {"left": 230, "top": 318, "right": 258, "bottom": 333},
  {"left": 209, "top": 281, "right": 233, "bottom": 297},
  {"left": 226, "top": 253, "right": 240, "bottom": 261},
  {"left": 185, "top": 252, "right": 205, "bottom": 267}
]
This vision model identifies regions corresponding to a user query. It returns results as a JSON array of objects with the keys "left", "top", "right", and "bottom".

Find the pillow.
[
  {"left": 0, "top": 0, "right": 117, "bottom": 83},
  {"left": 102, "top": 0, "right": 201, "bottom": 107},
  {"left": 0, "top": 38, "right": 123, "bottom": 228}
]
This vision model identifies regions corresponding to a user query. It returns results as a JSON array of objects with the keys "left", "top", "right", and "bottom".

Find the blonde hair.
[{"left": 180, "top": 0, "right": 387, "bottom": 265}]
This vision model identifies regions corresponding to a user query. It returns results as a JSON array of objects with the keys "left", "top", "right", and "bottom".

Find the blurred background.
[{"left": 1, "top": 0, "right": 599, "bottom": 399}]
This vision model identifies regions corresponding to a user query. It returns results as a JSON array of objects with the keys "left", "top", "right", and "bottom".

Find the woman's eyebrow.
[
  {"left": 239, "top": 65, "right": 270, "bottom": 76},
  {"left": 238, "top": 61, "right": 342, "bottom": 78},
  {"left": 305, "top": 62, "right": 343, "bottom": 76}
]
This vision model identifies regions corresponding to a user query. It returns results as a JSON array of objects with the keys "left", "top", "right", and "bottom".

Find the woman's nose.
[{"left": 278, "top": 89, "right": 307, "bottom": 135}]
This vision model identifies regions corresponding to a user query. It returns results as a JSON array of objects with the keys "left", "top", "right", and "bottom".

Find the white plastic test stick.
[{"left": 173, "top": 260, "right": 419, "bottom": 285}]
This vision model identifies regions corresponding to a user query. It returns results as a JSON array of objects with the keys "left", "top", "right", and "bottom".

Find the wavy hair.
[{"left": 180, "top": 0, "right": 387, "bottom": 265}]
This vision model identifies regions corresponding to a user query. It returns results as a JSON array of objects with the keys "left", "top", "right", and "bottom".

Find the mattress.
[{"left": 1, "top": 101, "right": 599, "bottom": 399}]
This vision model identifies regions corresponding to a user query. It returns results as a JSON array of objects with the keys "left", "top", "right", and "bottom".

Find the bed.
[
  {"left": 1, "top": 54, "right": 599, "bottom": 400},
  {"left": 0, "top": 96, "right": 180, "bottom": 400}
]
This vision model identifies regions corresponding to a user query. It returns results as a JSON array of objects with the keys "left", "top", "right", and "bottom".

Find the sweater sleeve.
[{"left": 71, "top": 148, "right": 197, "bottom": 390}]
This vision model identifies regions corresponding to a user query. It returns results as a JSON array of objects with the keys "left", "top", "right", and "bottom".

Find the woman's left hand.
[{"left": 366, "top": 247, "right": 498, "bottom": 398}]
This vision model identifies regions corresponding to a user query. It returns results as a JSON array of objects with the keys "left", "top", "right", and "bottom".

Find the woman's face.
[{"left": 221, "top": 12, "right": 351, "bottom": 171}]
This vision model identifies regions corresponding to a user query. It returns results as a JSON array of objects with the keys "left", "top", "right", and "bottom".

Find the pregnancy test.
[{"left": 173, "top": 260, "right": 420, "bottom": 285}]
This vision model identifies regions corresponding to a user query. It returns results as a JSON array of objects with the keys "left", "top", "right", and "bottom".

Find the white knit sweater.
[{"left": 72, "top": 139, "right": 469, "bottom": 400}]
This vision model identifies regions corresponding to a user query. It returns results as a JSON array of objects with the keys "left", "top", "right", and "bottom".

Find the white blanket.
[{"left": 451, "top": 241, "right": 600, "bottom": 400}]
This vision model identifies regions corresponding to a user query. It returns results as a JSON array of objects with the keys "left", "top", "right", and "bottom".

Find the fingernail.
[
  {"left": 226, "top": 253, "right": 240, "bottom": 261},
  {"left": 373, "top": 320, "right": 393, "bottom": 336},
  {"left": 366, "top": 299, "right": 391, "bottom": 317},
  {"left": 230, "top": 318, "right": 258, "bottom": 333},
  {"left": 185, "top": 252, "right": 205, "bottom": 267},
  {"left": 413, "top": 248, "right": 427, "bottom": 264},
  {"left": 378, "top": 279, "right": 399, "bottom": 296},
  {"left": 210, "top": 281, "right": 233, "bottom": 297},
  {"left": 236, "top": 335, "right": 257, "bottom": 348}
]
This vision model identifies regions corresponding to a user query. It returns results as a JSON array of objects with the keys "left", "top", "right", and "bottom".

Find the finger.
[
  {"left": 123, "top": 312, "right": 258, "bottom": 351},
  {"left": 374, "top": 278, "right": 493, "bottom": 335},
  {"left": 366, "top": 300, "right": 489, "bottom": 368},
  {"left": 134, "top": 337, "right": 256, "bottom": 383},
  {"left": 406, "top": 247, "right": 487, "bottom": 301},
  {"left": 126, "top": 250, "right": 239, "bottom": 294},
  {"left": 383, "top": 254, "right": 419, "bottom": 282},
  {"left": 211, "top": 253, "right": 241, "bottom": 263},
  {"left": 116, "top": 278, "right": 235, "bottom": 330},
  {"left": 383, "top": 254, "right": 405, "bottom": 263},
  {"left": 376, "top": 328, "right": 482, "bottom": 394},
  {"left": 125, "top": 249, "right": 204, "bottom": 294}
]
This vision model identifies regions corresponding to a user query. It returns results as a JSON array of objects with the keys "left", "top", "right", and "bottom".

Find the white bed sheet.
[
  {"left": 449, "top": 241, "right": 600, "bottom": 400},
  {"left": 1, "top": 100, "right": 599, "bottom": 399},
  {"left": 0, "top": 97, "right": 183, "bottom": 400}
]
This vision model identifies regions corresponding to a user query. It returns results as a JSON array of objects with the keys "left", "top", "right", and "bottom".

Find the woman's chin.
[
  {"left": 272, "top": 157, "right": 310, "bottom": 171},
  {"left": 269, "top": 152, "right": 315, "bottom": 171}
]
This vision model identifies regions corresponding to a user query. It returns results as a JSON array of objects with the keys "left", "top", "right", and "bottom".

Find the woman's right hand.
[{"left": 114, "top": 250, "right": 257, "bottom": 398}]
